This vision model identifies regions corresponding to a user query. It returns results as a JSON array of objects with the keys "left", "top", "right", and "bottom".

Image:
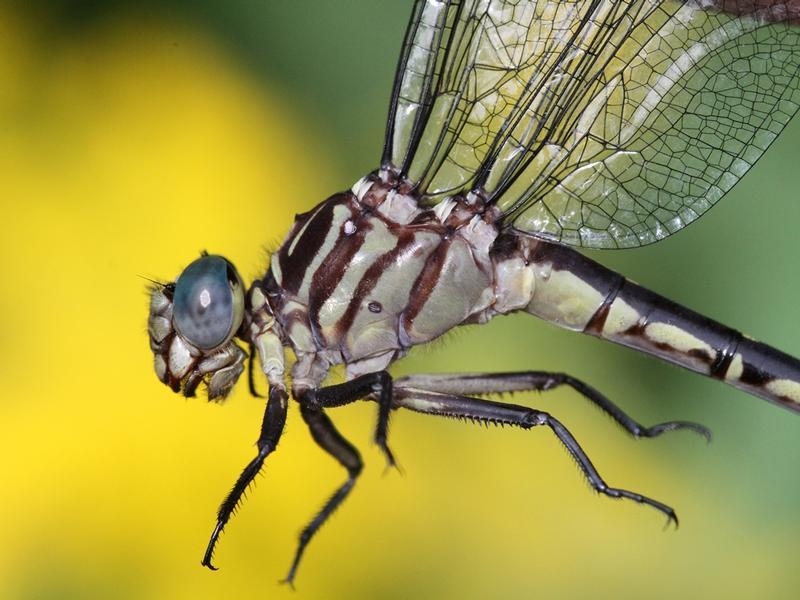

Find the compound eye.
[{"left": 173, "top": 255, "right": 244, "bottom": 350}]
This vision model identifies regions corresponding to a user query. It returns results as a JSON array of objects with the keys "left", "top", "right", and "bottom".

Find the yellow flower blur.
[{"left": 1, "top": 4, "right": 798, "bottom": 599}]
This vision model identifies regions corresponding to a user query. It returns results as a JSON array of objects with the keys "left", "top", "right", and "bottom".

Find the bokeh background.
[{"left": 2, "top": 1, "right": 799, "bottom": 598}]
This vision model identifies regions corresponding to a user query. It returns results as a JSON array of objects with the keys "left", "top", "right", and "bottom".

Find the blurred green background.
[{"left": 1, "top": 1, "right": 799, "bottom": 598}]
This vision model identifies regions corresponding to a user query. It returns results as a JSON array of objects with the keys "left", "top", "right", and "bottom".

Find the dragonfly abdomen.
[{"left": 492, "top": 235, "right": 800, "bottom": 413}]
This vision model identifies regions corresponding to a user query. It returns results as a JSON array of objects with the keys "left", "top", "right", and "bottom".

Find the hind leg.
[
  {"left": 396, "top": 371, "right": 710, "bottom": 441},
  {"left": 386, "top": 386, "right": 679, "bottom": 526}
]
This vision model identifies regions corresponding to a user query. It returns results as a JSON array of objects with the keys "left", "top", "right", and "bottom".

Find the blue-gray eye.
[{"left": 173, "top": 255, "right": 245, "bottom": 350}]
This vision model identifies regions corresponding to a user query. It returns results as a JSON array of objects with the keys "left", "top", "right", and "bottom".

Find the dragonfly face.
[
  {"left": 148, "top": 254, "right": 248, "bottom": 400},
  {"left": 146, "top": 0, "right": 800, "bottom": 586}
]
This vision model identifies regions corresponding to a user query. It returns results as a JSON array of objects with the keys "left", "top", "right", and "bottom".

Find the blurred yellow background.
[{"left": 1, "top": 2, "right": 799, "bottom": 598}]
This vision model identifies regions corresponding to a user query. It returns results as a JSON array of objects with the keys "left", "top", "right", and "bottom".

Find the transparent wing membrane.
[{"left": 383, "top": 0, "right": 800, "bottom": 248}]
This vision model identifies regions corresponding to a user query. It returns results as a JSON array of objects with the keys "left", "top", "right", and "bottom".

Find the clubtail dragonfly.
[{"left": 147, "top": 0, "right": 800, "bottom": 584}]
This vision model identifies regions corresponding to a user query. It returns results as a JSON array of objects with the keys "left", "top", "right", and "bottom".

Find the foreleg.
[{"left": 201, "top": 386, "right": 288, "bottom": 570}]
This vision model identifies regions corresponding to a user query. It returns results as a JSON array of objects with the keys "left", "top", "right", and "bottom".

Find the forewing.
[{"left": 383, "top": 0, "right": 800, "bottom": 248}]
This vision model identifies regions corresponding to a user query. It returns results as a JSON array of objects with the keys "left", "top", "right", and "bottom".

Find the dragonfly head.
[{"left": 147, "top": 253, "right": 248, "bottom": 400}]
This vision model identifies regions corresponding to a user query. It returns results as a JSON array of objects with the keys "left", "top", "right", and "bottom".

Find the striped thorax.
[{"left": 264, "top": 174, "right": 502, "bottom": 391}]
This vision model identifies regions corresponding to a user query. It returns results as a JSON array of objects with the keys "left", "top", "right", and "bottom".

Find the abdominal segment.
[{"left": 487, "top": 233, "right": 800, "bottom": 413}]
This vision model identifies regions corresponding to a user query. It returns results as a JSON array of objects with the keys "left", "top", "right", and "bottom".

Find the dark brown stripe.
[
  {"left": 278, "top": 194, "right": 340, "bottom": 295},
  {"left": 307, "top": 215, "right": 371, "bottom": 346},
  {"left": 399, "top": 238, "right": 451, "bottom": 340},
  {"left": 615, "top": 318, "right": 716, "bottom": 365},
  {"left": 335, "top": 231, "right": 416, "bottom": 340},
  {"left": 584, "top": 275, "right": 626, "bottom": 337}
]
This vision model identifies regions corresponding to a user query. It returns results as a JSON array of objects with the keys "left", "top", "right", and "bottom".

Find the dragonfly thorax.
[{"left": 258, "top": 177, "right": 502, "bottom": 389}]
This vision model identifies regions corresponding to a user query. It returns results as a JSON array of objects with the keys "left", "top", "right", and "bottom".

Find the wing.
[{"left": 382, "top": 0, "right": 800, "bottom": 248}]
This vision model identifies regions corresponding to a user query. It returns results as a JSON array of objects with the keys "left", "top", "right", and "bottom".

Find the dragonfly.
[{"left": 147, "top": 0, "right": 800, "bottom": 585}]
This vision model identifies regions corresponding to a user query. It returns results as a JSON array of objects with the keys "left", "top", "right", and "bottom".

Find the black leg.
[
  {"left": 386, "top": 387, "right": 679, "bottom": 527},
  {"left": 283, "top": 404, "right": 363, "bottom": 587},
  {"left": 396, "top": 371, "right": 710, "bottom": 442},
  {"left": 201, "top": 385, "right": 288, "bottom": 570},
  {"left": 305, "top": 371, "right": 396, "bottom": 468}
]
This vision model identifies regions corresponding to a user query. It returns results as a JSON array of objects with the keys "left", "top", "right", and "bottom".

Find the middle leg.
[
  {"left": 283, "top": 404, "right": 363, "bottom": 587},
  {"left": 303, "top": 370, "right": 396, "bottom": 467}
]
